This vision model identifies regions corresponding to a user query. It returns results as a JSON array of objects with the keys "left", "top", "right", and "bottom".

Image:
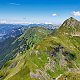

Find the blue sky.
[{"left": 0, "top": 0, "right": 80, "bottom": 24}]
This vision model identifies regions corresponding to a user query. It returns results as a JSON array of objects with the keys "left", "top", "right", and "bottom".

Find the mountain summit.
[
  {"left": 62, "top": 17, "right": 80, "bottom": 27},
  {"left": 57, "top": 17, "right": 80, "bottom": 35}
]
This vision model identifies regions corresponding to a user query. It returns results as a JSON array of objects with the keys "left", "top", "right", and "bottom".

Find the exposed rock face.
[
  {"left": 62, "top": 17, "right": 80, "bottom": 27},
  {"left": 58, "top": 17, "right": 80, "bottom": 36}
]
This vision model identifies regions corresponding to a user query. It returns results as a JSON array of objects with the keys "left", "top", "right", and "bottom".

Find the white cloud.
[
  {"left": 52, "top": 13, "right": 57, "bottom": 16},
  {"left": 0, "top": 20, "right": 6, "bottom": 24},
  {"left": 72, "top": 11, "right": 80, "bottom": 16},
  {"left": 10, "top": 3, "right": 20, "bottom": 6},
  {"left": 44, "top": 22, "right": 52, "bottom": 24}
]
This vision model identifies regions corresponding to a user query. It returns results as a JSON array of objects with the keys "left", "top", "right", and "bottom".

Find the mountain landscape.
[
  {"left": 0, "top": 24, "right": 24, "bottom": 42},
  {"left": 0, "top": 24, "right": 57, "bottom": 41},
  {"left": 0, "top": 17, "right": 80, "bottom": 80}
]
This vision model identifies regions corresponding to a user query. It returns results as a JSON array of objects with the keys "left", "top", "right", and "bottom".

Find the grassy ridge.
[{"left": 0, "top": 17, "right": 80, "bottom": 80}]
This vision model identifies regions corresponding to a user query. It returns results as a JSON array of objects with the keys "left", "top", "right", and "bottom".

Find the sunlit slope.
[
  {"left": 1, "top": 35, "right": 80, "bottom": 80},
  {"left": 0, "top": 27, "right": 52, "bottom": 68},
  {"left": 0, "top": 17, "right": 80, "bottom": 80}
]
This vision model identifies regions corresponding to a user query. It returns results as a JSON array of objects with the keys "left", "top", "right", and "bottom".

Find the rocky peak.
[{"left": 62, "top": 17, "right": 80, "bottom": 27}]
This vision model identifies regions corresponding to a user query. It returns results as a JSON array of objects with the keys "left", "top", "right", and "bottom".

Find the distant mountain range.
[
  {"left": 0, "top": 24, "right": 24, "bottom": 41},
  {"left": 26, "top": 24, "right": 59, "bottom": 29},
  {"left": 0, "top": 24, "right": 58, "bottom": 41}
]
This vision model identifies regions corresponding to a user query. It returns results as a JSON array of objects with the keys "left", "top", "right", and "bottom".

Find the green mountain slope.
[
  {"left": 0, "top": 17, "right": 80, "bottom": 80},
  {"left": 0, "top": 27, "right": 52, "bottom": 68}
]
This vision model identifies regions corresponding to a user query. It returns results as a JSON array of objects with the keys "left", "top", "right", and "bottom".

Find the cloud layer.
[{"left": 72, "top": 11, "right": 80, "bottom": 16}]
